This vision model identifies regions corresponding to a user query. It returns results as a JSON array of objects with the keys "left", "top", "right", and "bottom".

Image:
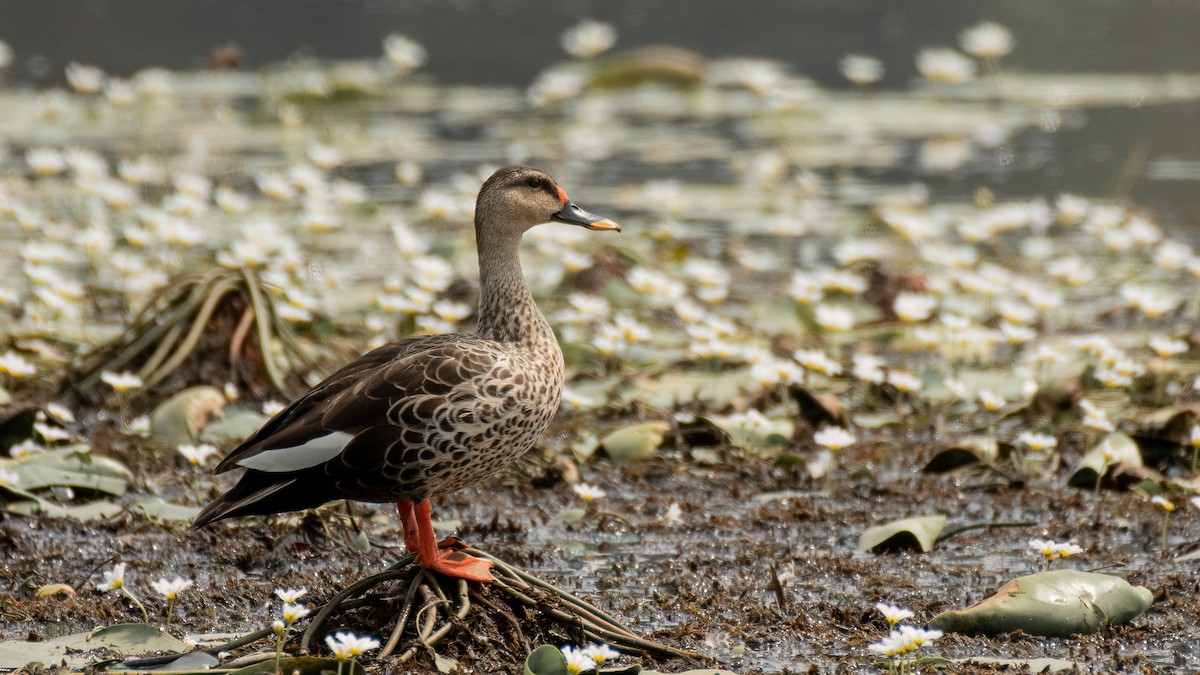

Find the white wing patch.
[{"left": 236, "top": 431, "right": 354, "bottom": 473}]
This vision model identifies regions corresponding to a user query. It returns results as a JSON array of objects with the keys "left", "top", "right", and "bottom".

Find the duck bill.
[{"left": 552, "top": 200, "right": 621, "bottom": 232}]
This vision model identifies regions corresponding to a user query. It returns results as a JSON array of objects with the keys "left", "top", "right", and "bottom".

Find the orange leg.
[
  {"left": 412, "top": 499, "right": 494, "bottom": 583},
  {"left": 396, "top": 501, "right": 418, "bottom": 552}
]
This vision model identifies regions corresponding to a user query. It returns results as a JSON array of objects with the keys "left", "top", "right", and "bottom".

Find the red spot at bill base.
[{"left": 556, "top": 186, "right": 569, "bottom": 205}]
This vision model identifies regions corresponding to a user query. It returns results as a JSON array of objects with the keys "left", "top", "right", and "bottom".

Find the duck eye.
[{"left": 526, "top": 177, "right": 543, "bottom": 189}]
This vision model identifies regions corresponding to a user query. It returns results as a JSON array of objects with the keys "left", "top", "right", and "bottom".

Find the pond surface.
[{"left": 0, "top": 4, "right": 1198, "bottom": 673}]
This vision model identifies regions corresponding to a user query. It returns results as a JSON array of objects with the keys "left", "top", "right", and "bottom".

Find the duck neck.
[{"left": 475, "top": 228, "right": 553, "bottom": 345}]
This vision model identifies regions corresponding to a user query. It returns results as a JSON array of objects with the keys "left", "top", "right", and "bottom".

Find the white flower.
[
  {"left": 893, "top": 293, "right": 936, "bottom": 323},
  {"left": 262, "top": 400, "right": 287, "bottom": 416},
  {"left": 581, "top": 643, "right": 620, "bottom": 665},
  {"left": 0, "top": 351, "right": 37, "bottom": 378},
  {"left": 999, "top": 321, "right": 1036, "bottom": 344},
  {"left": 960, "top": 22, "right": 1014, "bottom": 59},
  {"left": 851, "top": 353, "right": 885, "bottom": 384},
  {"left": 1030, "top": 538, "right": 1083, "bottom": 561},
  {"left": 886, "top": 370, "right": 921, "bottom": 394},
  {"left": 977, "top": 390, "right": 1005, "bottom": 412},
  {"left": 561, "top": 19, "right": 617, "bottom": 59},
  {"left": 813, "top": 427, "right": 855, "bottom": 451},
  {"left": 814, "top": 303, "right": 854, "bottom": 332},
  {"left": 98, "top": 563, "right": 127, "bottom": 591},
  {"left": 528, "top": 67, "right": 586, "bottom": 107},
  {"left": 151, "top": 576, "right": 193, "bottom": 600},
  {"left": 275, "top": 587, "right": 308, "bottom": 603},
  {"left": 1151, "top": 495, "right": 1175, "bottom": 512},
  {"left": 26, "top": 148, "right": 66, "bottom": 176},
  {"left": 382, "top": 34, "right": 427, "bottom": 73},
  {"left": 663, "top": 503, "right": 682, "bottom": 525},
  {"left": 806, "top": 449, "right": 833, "bottom": 480},
  {"left": 572, "top": 483, "right": 606, "bottom": 502},
  {"left": 561, "top": 645, "right": 597, "bottom": 674},
  {"left": 178, "top": 443, "right": 221, "bottom": 466},
  {"left": 0, "top": 468, "right": 18, "bottom": 487},
  {"left": 561, "top": 388, "right": 598, "bottom": 411},
  {"left": 794, "top": 349, "right": 843, "bottom": 376},
  {"left": 325, "top": 631, "right": 381, "bottom": 659},
  {"left": 66, "top": 62, "right": 106, "bottom": 94},
  {"left": 100, "top": 371, "right": 144, "bottom": 392},
  {"left": 33, "top": 422, "right": 70, "bottom": 443},
  {"left": 126, "top": 416, "right": 151, "bottom": 435},
  {"left": 1017, "top": 431, "right": 1057, "bottom": 452},
  {"left": 1185, "top": 425, "right": 1200, "bottom": 449},
  {"left": 1079, "top": 400, "right": 1116, "bottom": 433},
  {"left": 874, "top": 602, "right": 914, "bottom": 626},
  {"left": 840, "top": 54, "right": 883, "bottom": 85},
  {"left": 897, "top": 625, "right": 944, "bottom": 649},
  {"left": 282, "top": 602, "right": 310, "bottom": 623},
  {"left": 9, "top": 437, "right": 43, "bottom": 456},
  {"left": 916, "top": 47, "right": 976, "bottom": 84},
  {"left": 1148, "top": 335, "right": 1188, "bottom": 358},
  {"left": 868, "top": 632, "right": 906, "bottom": 658},
  {"left": 751, "top": 359, "right": 804, "bottom": 388}
]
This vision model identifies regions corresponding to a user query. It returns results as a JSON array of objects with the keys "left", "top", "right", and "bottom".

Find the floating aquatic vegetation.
[{"left": 930, "top": 570, "right": 1153, "bottom": 637}]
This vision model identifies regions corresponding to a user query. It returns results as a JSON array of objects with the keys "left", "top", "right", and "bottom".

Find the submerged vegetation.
[{"left": 0, "top": 11, "right": 1198, "bottom": 674}]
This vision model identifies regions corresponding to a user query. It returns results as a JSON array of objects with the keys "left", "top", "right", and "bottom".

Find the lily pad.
[
  {"left": 1067, "top": 432, "right": 1145, "bottom": 490},
  {"left": 524, "top": 644, "right": 569, "bottom": 675},
  {"left": 706, "top": 413, "right": 792, "bottom": 451},
  {"left": 0, "top": 639, "right": 73, "bottom": 668},
  {"left": 132, "top": 497, "right": 202, "bottom": 522},
  {"left": 79, "top": 622, "right": 190, "bottom": 654},
  {"left": 931, "top": 570, "right": 1153, "bottom": 637},
  {"left": 199, "top": 411, "right": 268, "bottom": 447},
  {"left": 7, "top": 498, "right": 123, "bottom": 520},
  {"left": 923, "top": 437, "right": 997, "bottom": 473},
  {"left": 13, "top": 446, "right": 132, "bottom": 495},
  {"left": 150, "top": 386, "right": 226, "bottom": 445},
  {"left": 549, "top": 507, "right": 587, "bottom": 526},
  {"left": 601, "top": 421, "right": 671, "bottom": 462},
  {"left": 857, "top": 515, "right": 947, "bottom": 553}
]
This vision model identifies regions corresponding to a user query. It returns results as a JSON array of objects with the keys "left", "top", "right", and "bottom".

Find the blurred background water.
[{"left": 2, "top": 0, "right": 1198, "bottom": 225}]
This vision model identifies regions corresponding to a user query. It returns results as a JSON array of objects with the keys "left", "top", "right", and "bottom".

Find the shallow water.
[{"left": 1, "top": 4, "right": 1199, "bottom": 673}]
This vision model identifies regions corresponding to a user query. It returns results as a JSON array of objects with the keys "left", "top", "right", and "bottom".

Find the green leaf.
[
  {"left": 857, "top": 515, "right": 946, "bottom": 553},
  {"left": 12, "top": 446, "right": 132, "bottom": 495},
  {"left": 85, "top": 622, "right": 190, "bottom": 654},
  {"left": 0, "top": 639, "right": 70, "bottom": 668},
  {"left": 199, "top": 411, "right": 268, "bottom": 448},
  {"left": 549, "top": 507, "right": 587, "bottom": 526},
  {"left": 150, "top": 386, "right": 226, "bottom": 445},
  {"left": 930, "top": 570, "right": 1154, "bottom": 637},
  {"left": 923, "top": 437, "right": 997, "bottom": 473},
  {"left": 601, "top": 421, "right": 671, "bottom": 462},
  {"left": 524, "top": 644, "right": 569, "bottom": 675},
  {"left": 7, "top": 498, "right": 123, "bottom": 520},
  {"left": 706, "top": 413, "right": 792, "bottom": 451},
  {"left": 132, "top": 497, "right": 202, "bottom": 522},
  {"left": 1067, "top": 432, "right": 1143, "bottom": 489},
  {"left": 133, "top": 650, "right": 219, "bottom": 670}
]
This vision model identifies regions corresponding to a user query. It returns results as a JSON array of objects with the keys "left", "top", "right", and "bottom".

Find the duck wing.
[{"left": 194, "top": 333, "right": 509, "bottom": 527}]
